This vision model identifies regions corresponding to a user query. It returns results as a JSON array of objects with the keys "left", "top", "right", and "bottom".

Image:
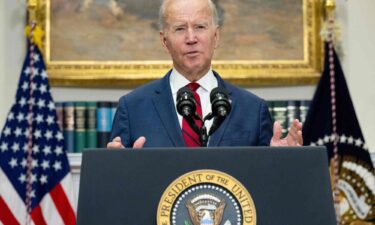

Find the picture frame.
[{"left": 32, "top": 0, "right": 323, "bottom": 88}]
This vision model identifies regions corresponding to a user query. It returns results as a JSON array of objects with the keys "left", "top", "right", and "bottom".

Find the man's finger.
[
  {"left": 133, "top": 136, "right": 146, "bottom": 149},
  {"left": 289, "top": 120, "right": 303, "bottom": 145},
  {"left": 293, "top": 119, "right": 303, "bottom": 131},
  {"left": 272, "top": 121, "right": 282, "bottom": 140},
  {"left": 290, "top": 120, "right": 301, "bottom": 132},
  {"left": 287, "top": 130, "right": 298, "bottom": 145},
  {"left": 107, "top": 136, "right": 125, "bottom": 149},
  {"left": 293, "top": 120, "right": 303, "bottom": 145},
  {"left": 107, "top": 141, "right": 124, "bottom": 149},
  {"left": 297, "top": 130, "right": 303, "bottom": 145},
  {"left": 113, "top": 136, "right": 121, "bottom": 142}
]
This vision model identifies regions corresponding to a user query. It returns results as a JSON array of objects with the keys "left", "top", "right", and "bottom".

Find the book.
[
  {"left": 63, "top": 102, "right": 75, "bottom": 153},
  {"left": 86, "top": 101, "right": 98, "bottom": 149},
  {"left": 74, "top": 102, "right": 87, "bottom": 153},
  {"left": 97, "top": 101, "right": 112, "bottom": 148},
  {"left": 299, "top": 100, "right": 311, "bottom": 123},
  {"left": 111, "top": 101, "right": 118, "bottom": 124}
]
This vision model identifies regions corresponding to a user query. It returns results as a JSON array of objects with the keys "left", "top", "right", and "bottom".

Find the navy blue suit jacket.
[{"left": 110, "top": 71, "right": 273, "bottom": 147}]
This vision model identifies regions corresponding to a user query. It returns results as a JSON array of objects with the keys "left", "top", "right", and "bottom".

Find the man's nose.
[{"left": 185, "top": 28, "right": 197, "bottom": 45}]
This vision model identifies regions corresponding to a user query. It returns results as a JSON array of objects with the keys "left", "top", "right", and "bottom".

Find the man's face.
[{"left": 160, "top": 0, "right": 219, "bottom": 80}]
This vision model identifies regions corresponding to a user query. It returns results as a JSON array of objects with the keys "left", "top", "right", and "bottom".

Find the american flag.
[{"left": 0, "top": 40, "right": 76, "bottom": 224}]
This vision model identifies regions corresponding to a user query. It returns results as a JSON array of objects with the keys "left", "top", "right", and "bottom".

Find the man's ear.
[
  {"left": 160, "top": 31, "right": 169, "bottom": 52},
  {"left": 214, "top": 27, "right": 220, "bottom": 49}
]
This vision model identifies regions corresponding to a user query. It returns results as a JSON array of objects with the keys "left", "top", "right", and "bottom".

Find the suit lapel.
[
  {"left": 208, "top": 72, "right": 236, "bottom": 146},
  {"left": 152, "top": 72, "right": 185, "bottom": 147}
]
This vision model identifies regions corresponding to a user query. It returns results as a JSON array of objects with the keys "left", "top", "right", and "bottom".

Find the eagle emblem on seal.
[{"left": 186, "top": 194, "right": 226, "bottom": 225}]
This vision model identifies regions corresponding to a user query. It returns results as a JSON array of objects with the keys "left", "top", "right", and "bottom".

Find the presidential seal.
[{"left": 157, "top": 170, "right": 256, "bottom": 225}]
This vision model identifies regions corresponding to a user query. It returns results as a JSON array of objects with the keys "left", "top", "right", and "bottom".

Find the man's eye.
[
  {"left": 196, "top": 25, "right": 206, "bottom": 30},
  {"left": 175, "top": 27, "right": 185, "bottom": 32}
]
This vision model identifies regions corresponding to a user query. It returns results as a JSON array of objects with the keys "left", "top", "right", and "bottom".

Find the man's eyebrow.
[
  {"left": 194, "top": 19, "right": 210, "bottom": 25},
  {"left": 172, "top": 23, "right": 186, "bottom": 27},
  {"left": 168, "top": 21, "right": 186, "bottom": 27},
  {"left": 195, "top": 22, "right": 209, "bottom": 26}
]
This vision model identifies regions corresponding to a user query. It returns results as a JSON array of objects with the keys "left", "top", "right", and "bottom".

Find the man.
[{"left": 108, "top": 0, "right": 303, "bottom": 149}]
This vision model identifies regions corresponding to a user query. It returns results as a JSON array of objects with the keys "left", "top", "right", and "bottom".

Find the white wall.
[
  {"left": 335, "top": 0, "right": 375, "bottom": 152},
  {"left": 0, "top": 0, "right": 374, "bottom": 154},
  {"left": 0, "top": 0, "right": 26, "bottom": 128},
  {"left": 0, "top": 0, "right": 4, "bottom": 109},
  {"left": 346, "top": 0, "right": 375, "bottom": 152}
]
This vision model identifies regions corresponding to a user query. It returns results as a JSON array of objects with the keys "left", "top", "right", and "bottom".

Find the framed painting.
[{"left": 31, "top": 0, "right": 323, "bottom": 88}]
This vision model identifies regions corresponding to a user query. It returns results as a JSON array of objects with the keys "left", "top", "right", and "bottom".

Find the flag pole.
[
  {"left": 324, "top": 0, "right": 341, "bottom": 224},
  {"left": 25, "top": 1, "right": 38, "bottom": 224}
]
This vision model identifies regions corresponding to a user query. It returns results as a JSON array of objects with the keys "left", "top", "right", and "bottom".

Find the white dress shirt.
[{"left": 169, "top": 68, "right": 218, "bottom": 132}]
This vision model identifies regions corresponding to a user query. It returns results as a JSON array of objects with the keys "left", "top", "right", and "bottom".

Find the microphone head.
[
  {"left": 210, "top": 87, "right": 231, "bottom": 117},
  {"left": 176, "top": 86, "right": 196, "bottom": 117},
  {"left": 210, "top": 87, "right": 228, "bottom": 102}
]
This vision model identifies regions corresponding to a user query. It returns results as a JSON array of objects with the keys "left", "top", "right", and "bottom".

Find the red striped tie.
[{"left": 182, "top": 82, "right": 202, "bottom": 147}]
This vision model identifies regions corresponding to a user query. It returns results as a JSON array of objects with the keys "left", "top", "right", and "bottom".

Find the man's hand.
[
  {"left": 270, "top": 119, "right": 303, "bottom": 146},
  {"left": 107, "top": 136, "right": 146, "bottom": 149}
]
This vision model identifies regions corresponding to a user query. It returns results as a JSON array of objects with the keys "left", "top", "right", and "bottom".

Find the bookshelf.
[
  {"left": 64, "top": 98, "right": 310, "bottom": 193},
  {"left": 57, "top": 99, "right": 311, "bottom": 153}
]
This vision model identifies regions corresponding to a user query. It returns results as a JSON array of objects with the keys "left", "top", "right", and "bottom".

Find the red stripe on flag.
[
  {"left": 0, "top": 196, "right": 20, "bottom": 225},
  {"left": 50, "top": 184, "right": 76, "bottom": 225},
  {"left": 31, "top": 205, "right": 48, "bottom": 225}
]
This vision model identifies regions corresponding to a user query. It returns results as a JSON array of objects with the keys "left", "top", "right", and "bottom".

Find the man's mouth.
[{"left": 185, "top": 51, "right": 199, "bottom": 56}]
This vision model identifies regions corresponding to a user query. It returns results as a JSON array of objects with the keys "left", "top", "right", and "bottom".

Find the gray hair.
[{"left": 158, "top": 0, "right": 219, "bottom": 31}]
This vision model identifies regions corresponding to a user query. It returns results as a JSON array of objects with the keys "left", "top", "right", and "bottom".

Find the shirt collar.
[{"left": 170, "top": 68, "right": 218, "bottom": 94}]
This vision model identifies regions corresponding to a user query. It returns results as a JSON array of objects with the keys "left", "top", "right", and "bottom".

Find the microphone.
[
  {"left": 209, "top": 87, "right": 231, "bottom": 135},
  {"left": 176, "top": 87, "right": 196, "bottom": 118},
  {"left": 176, "top": 87, "right": 200, "bottom": 134}
]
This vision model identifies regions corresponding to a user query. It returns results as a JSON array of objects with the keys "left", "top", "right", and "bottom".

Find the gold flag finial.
[
  {"left": 27, "top": 0, "right": 38, "bottom": 23},
  {"left": 26, "top": 0, "right": 44, "bottom": 49},
  {"left": 325, "top": 0, "right": 335, "bottom": 15},
  {"left": 28, "top": 0, "right": 37, "bottom": 6}
]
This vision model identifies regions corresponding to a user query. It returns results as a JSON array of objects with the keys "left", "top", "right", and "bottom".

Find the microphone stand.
[
  {"left": 191, "top": 113, "right": 215, "bottom": 147},
  {"left": 199, "top": 125, "right": 208, "bottom": 147}
]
